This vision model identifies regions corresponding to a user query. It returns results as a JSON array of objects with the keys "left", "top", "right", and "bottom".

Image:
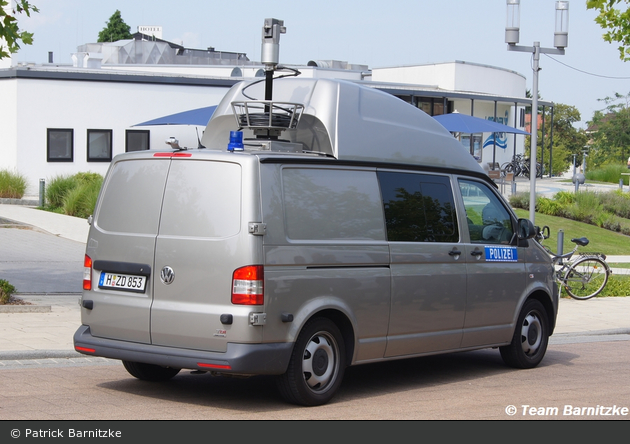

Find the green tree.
[
  {"left": 0, "top": 0, "right": 38, "bottom": 60},
  {"left": 587, "top": 92, "right": 630, "bottom": 167},
  {"left": 97, "top": 10, "right": 132, "bottom": 43},
  {"left": 587, "top": 0, "right": 630, "bottom": 61},
  {"left": 527, "top": 103, "right": 588, "bottom": 176}
]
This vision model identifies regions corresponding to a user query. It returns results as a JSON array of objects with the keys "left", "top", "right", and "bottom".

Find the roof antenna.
[
  {"left": 261, "top": 18, "right": 286, "bottom": 110},
  {"left": 196, "top": 127, "right": 205, "bottom": 148}
]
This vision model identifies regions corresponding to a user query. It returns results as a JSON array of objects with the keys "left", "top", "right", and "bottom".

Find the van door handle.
[
  {"left": 448, "top": 250, "right": 462, "bottom": 256},
  {"left": 471, "top": 250, "right": 483, "bottom": 257}
]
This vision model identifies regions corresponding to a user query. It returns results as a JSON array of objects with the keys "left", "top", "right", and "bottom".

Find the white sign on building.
[{"left": 138, "top": 26, "right": 163, "bottom": 39}]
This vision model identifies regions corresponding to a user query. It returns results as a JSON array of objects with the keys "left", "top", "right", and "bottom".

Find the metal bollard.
[
  {"left": 39, "top": 179, "right": 45, "bottom": 207},
  {"left": 620, "top": 178, "right": 624, "bottom": 191},
  {"left": 557, "top": 229, "right": 564, "bottom": 265}
]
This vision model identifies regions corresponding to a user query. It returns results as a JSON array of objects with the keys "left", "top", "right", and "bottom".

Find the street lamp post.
[{"left": 505, "top": 0, "right": 569, "bottom": 225}]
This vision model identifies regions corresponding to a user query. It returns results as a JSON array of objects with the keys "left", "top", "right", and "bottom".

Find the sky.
[{"left": 11, "top": 0, "right": 630, "bottom": 129}]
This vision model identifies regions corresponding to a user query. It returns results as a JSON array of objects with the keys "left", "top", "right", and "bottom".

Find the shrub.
[
  {"left": 599, "top": 191, "right": 630, "bottom": 219},
  {"left": 536, "top": 197, "right": 563, "bottom": 216},
  {"left": 554, "top": 191, "right": 575, "bottom": 206},
  {"left": 0, "top": 279, "right": 16, "bottom": 304},
  {"left": 563, "top": 192, "right": 604, "bottom": 224},
  {"left": 62, "top": 177, "right": 103, "bottom": 219},
  {"left": 597, "top": 274, "right": 630, "bottom": 297},
  {"left": 586, "top": 164, "right": 628, "bottom": 185},
  {"left": 74, "top": 172, "right": 103, "bottom": 186},
  {"left": 508, "top": 192, "right": 530, "bottom": 210},
  {"left": 45, "top": 174, "right": 78, "bottom": 208},
  {"left": 0, "top": 169, "right": 27, "bottom": 199},
  {"left": 44, "top": 172, "right": 103, "bottom": 218}
]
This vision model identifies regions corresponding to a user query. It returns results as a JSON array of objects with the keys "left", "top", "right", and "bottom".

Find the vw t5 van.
[{"left": 74, "top": 78, "right": 558, "bottom": 406}]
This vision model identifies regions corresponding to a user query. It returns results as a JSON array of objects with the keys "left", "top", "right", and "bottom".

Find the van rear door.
[
  {"left": 85, "top": 156, "right": 170, "bottom": 343},
  {"left": 150, "top": 157, "right": 261, "bottom": 352}
]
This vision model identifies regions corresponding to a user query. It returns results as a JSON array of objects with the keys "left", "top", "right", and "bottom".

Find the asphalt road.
[{"left": 0, "top": 223, "right": 84, "bottom": 294}]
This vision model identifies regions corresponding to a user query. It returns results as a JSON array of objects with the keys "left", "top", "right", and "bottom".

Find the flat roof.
[{"left": 0, "top": 64, "right": 554, "bottom": 108}]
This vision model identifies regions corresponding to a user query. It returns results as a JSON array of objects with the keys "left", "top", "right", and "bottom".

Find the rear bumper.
[{"left": 73, "top": 325, "right": 293, "bottom": 375}]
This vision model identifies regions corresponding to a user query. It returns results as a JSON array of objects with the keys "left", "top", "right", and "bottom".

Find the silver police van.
[{"left": 74, "top": 77, "right": 558, "bottom": 406}]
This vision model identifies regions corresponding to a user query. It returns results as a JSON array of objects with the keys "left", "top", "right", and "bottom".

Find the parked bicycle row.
[{"left": 501, "top": 154, "right": 544, "bottom": 179}]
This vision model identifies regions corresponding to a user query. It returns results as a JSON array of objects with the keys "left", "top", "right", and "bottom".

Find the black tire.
[
  {"left": 122, "top": 361, "right": 181, "bottom": 381},
  {"left": 276, "top": 317, "right": 346, "bottom": 406},
  {"left": 500, "top": 299, "right": 549, "bottom": 369},
  {"left": 563, "top": 256, "right": 609, "bottom": 300}
]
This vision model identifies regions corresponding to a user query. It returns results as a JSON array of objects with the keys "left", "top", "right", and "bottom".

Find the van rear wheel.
[
  {"left": 122, "top": 360, "right": 181, "bottom": 381},
  {"left": 499, "top": 299, "right": 549, "bottom": 369},
  {"left": 277, "top": 318, "right": 346, "bottom": 406}
]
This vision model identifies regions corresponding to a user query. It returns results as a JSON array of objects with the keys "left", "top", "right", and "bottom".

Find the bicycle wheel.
[
  {"left": 563, "top": 256, "right": 609, "bottom": 300},
  {"left": 522, "top": 163, "right": 530, "bottom": 178}
]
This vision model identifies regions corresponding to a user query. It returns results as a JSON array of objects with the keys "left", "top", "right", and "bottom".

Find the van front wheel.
[
  {"left": 500, "top": 299, "right": 549, "bottom": 369},
  {"left": 277, "top": 318, "right": 346, "bottom": 406},
  {"left": 122, "top": 360, "right": 181, "bottom": 381}
]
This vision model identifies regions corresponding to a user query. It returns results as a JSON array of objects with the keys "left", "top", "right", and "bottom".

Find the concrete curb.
[
  {"left": 0, "top": 305, "right": 52, "bottom": 313},
  {"left": 552, "top": 328, "right": 630, "bottom": 337},
  {"left": 0, "top": 349, "right": 82, "bottom": 361},
  {"left": 0, "top": 198, "right": 38, "bottom": 206}
]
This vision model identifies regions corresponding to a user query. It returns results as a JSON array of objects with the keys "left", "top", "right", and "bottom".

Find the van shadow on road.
[{"left": 95, "top": 346, "right": 582, "bottom": 414}]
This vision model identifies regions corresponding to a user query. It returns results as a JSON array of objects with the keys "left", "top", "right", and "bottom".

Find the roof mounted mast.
[
  {"left": 261, "top": 18, "right": 286, "bottom": 105},
  {"left": 228, "top": 18, "right": 304, "bottom": 151}
]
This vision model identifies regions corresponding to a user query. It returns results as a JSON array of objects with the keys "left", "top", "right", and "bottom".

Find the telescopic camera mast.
[{"left": 261, "top": 18, "right": 286, "bottom": 105}]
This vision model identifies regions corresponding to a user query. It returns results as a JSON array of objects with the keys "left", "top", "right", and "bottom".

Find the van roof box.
[{"left": 202, "top": 78, "right": 484, "bottom": 174}]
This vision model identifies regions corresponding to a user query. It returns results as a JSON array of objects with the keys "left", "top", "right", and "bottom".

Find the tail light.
[
  {"left": 231, "top": 265, "right": 264, "bottom": 305},
  {"left": 83, "top": 255, "right": 92, "bottom": 290}
]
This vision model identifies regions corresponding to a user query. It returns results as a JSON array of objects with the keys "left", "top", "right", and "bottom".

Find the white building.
[{"left": 1, "top": 36, "right": 550, "bottom": 197}]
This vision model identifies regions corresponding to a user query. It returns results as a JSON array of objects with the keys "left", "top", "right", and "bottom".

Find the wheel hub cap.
[
  {"left": 521, "top": 313, "right": 542, "bottom": 356},
  {"left": 312, "top": 349, "right": 329, "bottom": 376}
]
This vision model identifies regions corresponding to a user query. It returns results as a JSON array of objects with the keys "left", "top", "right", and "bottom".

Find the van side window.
[
  {"left": 458, "top": 180, "right": 513, "bottom": 244},
  {"left": 378, "top": 172, "right": 458, "bottom": 243},
  {"left": 282, "top": 168, "right": 386, "bottom": 241}
]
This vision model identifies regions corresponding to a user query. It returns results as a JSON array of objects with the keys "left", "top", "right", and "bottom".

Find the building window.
[
  {"left": 126, "top": 130, "right": 150, "bottom": 152},
  {"left": 87, "top": 129, "right": 112, "bottom": 162},
  {"left": 47, "top": 129, "right": 74, "bottom": 162}
]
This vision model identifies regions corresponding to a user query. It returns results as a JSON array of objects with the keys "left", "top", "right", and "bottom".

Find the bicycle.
[{"left": 536, "top": 226, "right": 611, "bottom": 300}]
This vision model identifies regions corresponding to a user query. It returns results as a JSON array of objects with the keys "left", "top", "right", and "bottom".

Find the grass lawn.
[{"left": 513, "top": 209, "right": 630, "bottom": 256}]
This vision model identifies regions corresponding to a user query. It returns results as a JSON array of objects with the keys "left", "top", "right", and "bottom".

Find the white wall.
[
  {"left": 0, "top": 79, "right": 18, "bottom": 168},
  {"left": 10, "top": 77, "right": 230, "bottom": 195},
  {"left": 372, "top": 61, "right": 526, "bottom": 97},
  {"left": 452, "top": 62, "right": 525, "bottom": 97}
]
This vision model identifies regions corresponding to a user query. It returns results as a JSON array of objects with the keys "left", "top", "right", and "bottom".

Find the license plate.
[{"left": 98, "top": 271, "right": 147, "bottom": 293}]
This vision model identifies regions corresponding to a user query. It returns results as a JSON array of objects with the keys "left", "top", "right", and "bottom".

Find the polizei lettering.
[{"left": 485, "top": 246, "right": 518, "bottom": 262}]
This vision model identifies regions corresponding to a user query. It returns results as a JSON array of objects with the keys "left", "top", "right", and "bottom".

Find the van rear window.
[
  {"left": 96, "top": 159, "right": 169, "bottom": 235},
  {"left": 159, "top": 160, "right": 241, "bottom": 238}
]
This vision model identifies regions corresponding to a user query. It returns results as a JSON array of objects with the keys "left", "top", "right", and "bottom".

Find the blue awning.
[
  {"left": 433, "top": 113, "right": 530, "bottom": 135},
  {"left": 133, "top": 105, "right": 218, "bottom": 127}
]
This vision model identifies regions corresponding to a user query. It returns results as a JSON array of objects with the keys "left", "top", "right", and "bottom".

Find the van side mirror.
[{"left": 517, "top": 218, "right": 536, "bottom": 240}]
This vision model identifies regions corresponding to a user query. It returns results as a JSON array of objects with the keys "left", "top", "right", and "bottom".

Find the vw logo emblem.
[{"left": 160, "top": 266, "right": 175, "bottom": 285}]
